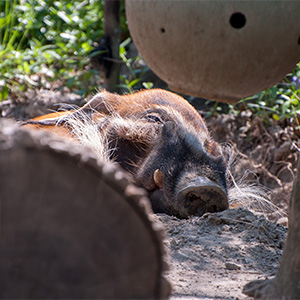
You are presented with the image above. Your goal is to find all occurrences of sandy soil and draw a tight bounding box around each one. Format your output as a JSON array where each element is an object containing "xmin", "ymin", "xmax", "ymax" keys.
[{"xmin": 156, "ymin": 208, "xmax": 286, "ymax": 299}]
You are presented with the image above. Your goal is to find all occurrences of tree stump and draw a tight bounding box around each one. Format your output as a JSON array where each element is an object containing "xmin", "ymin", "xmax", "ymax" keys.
[
  {"xmin": 0, "ymin": 119, "xmax": 170, "ymax": 299},
  {"xmin": 243, "ymin": 157, "xmax": 300, "ymax": 299}
]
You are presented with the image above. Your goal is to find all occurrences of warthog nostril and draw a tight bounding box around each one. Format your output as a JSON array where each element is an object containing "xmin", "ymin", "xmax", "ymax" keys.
[
  {"xmin": 187, "ymin": 192, "xmax": 206, "ymax": 206},
  {"xmin": 187, "ymin": 193, "xmax": 196, "ymax": 202},
  {"xmin": 176, "ymin": 176, "xmax": 228, "ymax": 218},
  {"xmin": 211, "ymin": 205, "xmax": 218, "ymax": 213}
]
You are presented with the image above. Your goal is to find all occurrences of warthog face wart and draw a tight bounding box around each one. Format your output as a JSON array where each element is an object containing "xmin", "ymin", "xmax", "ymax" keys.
[{"xmin": 24, "ymin": 89, "xmax": 229, "ymax": 218}]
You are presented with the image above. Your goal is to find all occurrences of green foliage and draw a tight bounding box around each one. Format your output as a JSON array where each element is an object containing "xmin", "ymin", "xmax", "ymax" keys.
[
  {"xmin": 0, "ymin": 0, "xmax": 148, "ymax": 100},
  {"xmin": 237, "ymin": 63, "xmax": 300, "ymax": 122},
  {"xmin": 204, "ymin": 63, "xmax": 300, "ymax": 123},
  {"xmin": 118, "ymin": 37, "xmax": 152, "ymax": 93},
  {"xmin": 0, "ymin": 0, "xmax": 104, "ymax": 100}
]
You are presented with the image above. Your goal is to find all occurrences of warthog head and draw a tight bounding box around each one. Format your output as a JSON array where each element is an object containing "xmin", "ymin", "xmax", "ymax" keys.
[
  {"xmin": 134, "ymin": 121, "xmax": 227, "ymax": 218},
  {"xmin": 25, "ymin": 89, "xmax": 229, "ymax": 218}
]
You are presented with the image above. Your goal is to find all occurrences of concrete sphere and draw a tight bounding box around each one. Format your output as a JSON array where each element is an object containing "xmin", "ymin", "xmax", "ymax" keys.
[{"xmin": 126, "ymin": 0, "xmax": 300, "ymax": 103}]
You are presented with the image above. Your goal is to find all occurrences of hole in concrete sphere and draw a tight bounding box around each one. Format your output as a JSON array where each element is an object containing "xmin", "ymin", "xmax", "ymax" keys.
[
  {"xmin": 230, "ymin": 12, "xmax": 246, "ymax": 29},
  {"xmin": 160, "ymin": 27, "xmax": 165, "ymax": 33}
]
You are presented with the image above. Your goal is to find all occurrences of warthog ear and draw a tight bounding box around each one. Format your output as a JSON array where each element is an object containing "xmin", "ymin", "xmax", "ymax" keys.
[
  {"xmin": 79, "ymin": 91, "xmax": 117, "ymax": 115},
  {"xmin": 24, "ymin": 111, "xmax": 71, "ymax": 126}
]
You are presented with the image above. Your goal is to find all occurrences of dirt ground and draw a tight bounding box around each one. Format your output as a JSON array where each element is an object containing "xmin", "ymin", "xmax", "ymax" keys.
[
  {"xmin": 207, "ymin": 111, "xmax": 299, "ymax": 224},
  {"xmin": 157, "ymin": 208, "xmax": 287, "ymax": 299},
  {"xmin": 1, "ymin": 89, "xmax": 299, "ymax": 299}
]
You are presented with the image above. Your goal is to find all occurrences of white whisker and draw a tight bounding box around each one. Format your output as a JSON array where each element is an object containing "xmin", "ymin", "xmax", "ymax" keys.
[{"xmin": 222, "ymin": 144, "xmax": 286, "ymax": 218}]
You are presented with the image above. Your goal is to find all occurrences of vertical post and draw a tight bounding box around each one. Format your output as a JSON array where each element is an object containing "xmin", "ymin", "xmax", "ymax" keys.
[
  {"xmin": 103, "ymin": 0, "xmax": 120, "ymax": 92},
  {"xmin": 270, "ymin": 157, "xmax": 300, "ymax": 298}
]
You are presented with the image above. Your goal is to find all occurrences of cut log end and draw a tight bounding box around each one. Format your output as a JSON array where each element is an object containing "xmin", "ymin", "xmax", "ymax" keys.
[{"xmin": 0, "ymin": 119, "xmax": 171, "ymax": 299}]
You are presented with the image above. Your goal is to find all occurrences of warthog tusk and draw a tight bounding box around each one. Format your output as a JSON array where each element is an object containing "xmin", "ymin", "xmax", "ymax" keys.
[{"xmin": 154, "ymin": 169, "xmax": 164, "ymax": 189}]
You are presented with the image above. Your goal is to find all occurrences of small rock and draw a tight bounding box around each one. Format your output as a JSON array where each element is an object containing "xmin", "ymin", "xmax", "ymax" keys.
[
  {"xmin": 222, "ymin": 224, "xmax": 231, "ymax": 231},
  {"xmin": 170, "ymin": 238, "xmax": 179, "ymax": 249},
  {"xmin": 225, "ymin": 262, "xmax": 241, "ymax": 270},
  {"xmin": 277, "ymin": 217, "xmax": 288, "ymax": 227},
  {"xmin": 207, "ymin": 214, "xmax": 222, "ymax": 225}
]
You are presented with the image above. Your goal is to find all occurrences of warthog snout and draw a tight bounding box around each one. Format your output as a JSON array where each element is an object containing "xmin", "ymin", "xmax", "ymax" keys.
[{"xmin": 176, "ymin": 176, "xmax": 228, "ymax": 218}]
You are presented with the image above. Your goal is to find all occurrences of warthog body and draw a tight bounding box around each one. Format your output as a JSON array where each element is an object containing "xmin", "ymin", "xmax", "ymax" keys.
[{"xmin": 24, "ymin": 89, "xmax": 228, "ymax": 218}]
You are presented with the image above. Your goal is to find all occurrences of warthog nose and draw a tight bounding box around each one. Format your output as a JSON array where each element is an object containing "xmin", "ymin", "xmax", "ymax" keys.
[{"xmin": 176, "ymin": 177, "xmax": 228, "ymax": 217}]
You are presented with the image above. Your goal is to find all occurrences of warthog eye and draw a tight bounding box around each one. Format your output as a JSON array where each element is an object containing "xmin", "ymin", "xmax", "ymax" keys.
[{"xmin": 146, "ymin": 114, "xmax": 163, "ymax": 124}]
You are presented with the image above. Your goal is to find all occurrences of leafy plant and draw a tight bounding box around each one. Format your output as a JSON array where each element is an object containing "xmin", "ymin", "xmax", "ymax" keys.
[
  {"xmin": 0, "ymin": 0, "xmax": 104, "ymax": 100},
  {"xmin": 118, "ymin": 37, "xmax": 153, "ymax": 93},
  {"xmin": 238, "ymin": 63, "xmax": 300, "ymax": 122}
]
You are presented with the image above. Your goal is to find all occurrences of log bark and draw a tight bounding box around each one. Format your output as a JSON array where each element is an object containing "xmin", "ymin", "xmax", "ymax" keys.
[
  {"xmin": 0, "ymin": 119, "xmax": 170, "ymax": 299},
  {"xmin": 243, "ymin": 157, "xmax": 300, "ymax": 299}
]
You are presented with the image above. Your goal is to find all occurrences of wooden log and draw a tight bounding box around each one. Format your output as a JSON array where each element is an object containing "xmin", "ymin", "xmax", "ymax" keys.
[{"xmin": 0, "ymin": 119, "xmax": 170, "ymax": 299}]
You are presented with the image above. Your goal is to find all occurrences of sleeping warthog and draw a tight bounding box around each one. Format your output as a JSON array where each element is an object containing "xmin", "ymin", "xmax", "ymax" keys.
[{"xmin": 24, "ymin": 89, "xmax": 228, "ymax": 218}]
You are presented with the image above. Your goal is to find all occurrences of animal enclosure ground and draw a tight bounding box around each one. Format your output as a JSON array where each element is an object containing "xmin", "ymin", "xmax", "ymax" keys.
[
  {"xmin": 207, "ymin": 111, "xmax": 299, "ymax": 224},
  {"xmin": 156, "ymin": 208, "xmax": 286, "ymax": 299},
  {"xmin": 1, "ymin": 89, "xmax": 299, "ymax": 299}
]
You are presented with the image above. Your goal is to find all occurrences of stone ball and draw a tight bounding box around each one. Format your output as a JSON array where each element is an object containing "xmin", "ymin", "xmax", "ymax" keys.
[{"xmin": 126, "ymin": 0, "xmax": 300, "ymax": 103}]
